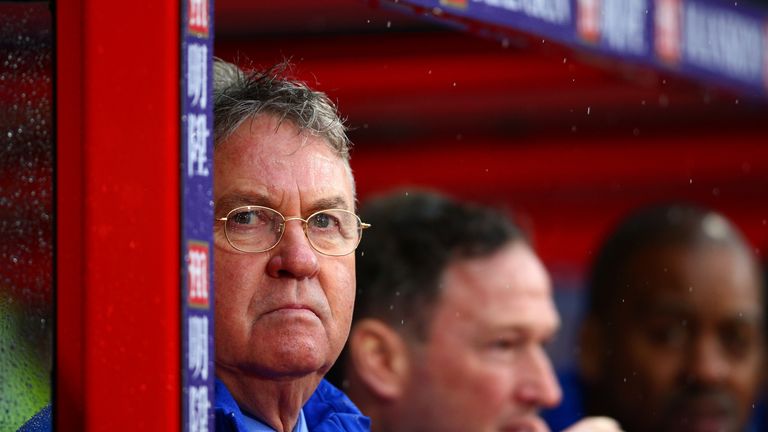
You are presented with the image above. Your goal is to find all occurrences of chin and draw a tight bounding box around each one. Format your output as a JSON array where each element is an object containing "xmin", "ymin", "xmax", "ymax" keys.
[{"xmin": 260, "ymin": 338, "xmax": 331, "ymax": 378}]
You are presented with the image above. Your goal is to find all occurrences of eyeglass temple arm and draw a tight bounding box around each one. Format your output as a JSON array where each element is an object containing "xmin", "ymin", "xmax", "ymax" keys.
[{"xmin": 361, "ymin": 223, "xmax": 371, "ymax": 229}]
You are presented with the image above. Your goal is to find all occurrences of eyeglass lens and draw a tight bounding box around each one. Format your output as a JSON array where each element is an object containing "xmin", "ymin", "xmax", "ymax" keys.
[{"xmin": 224, "ymin": 207, "xmax": 361, "ymax": 255}]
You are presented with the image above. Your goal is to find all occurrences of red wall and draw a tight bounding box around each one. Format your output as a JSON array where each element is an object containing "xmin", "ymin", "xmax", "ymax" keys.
[{"xmin": 215, "ymin": 11, "xmax": 768, "ymax": 276}]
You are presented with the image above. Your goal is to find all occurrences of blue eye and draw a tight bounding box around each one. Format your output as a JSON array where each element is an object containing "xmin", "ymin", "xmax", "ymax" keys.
[
  {"xmin": 232, "ymin": 210, "xmax": 261, "ymax": 225},
  {"xmin": 228, "ymin": 208, "xmax": 278, "ymax": 229},
  {"xmin": 231, "ymin": 211, "xmax": 253, "ymax": 225},
  {"xmin": 310, "ymin": 212, "xmax": 340, "ymax": 230}
]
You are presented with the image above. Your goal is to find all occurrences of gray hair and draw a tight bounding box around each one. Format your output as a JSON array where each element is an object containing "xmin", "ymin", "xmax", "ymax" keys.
[{"xmin": 213, "ymin": 59, "xmax": 351, "ymax": 161}]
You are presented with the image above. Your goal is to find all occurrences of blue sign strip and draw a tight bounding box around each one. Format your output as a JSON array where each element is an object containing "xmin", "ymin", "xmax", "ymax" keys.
[
  {"xmin": 181, "ymin": 0, "xmax": 214, "ymax": 430},
  {"xmin": 388, "ymin": 0, "xmax": 768, "ymax": 98}
]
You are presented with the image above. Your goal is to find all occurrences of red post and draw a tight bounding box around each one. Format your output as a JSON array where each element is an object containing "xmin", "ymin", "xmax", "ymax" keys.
[{"xmin": 57, "ymin": 0, "xmax": 181, "ymax": 429}]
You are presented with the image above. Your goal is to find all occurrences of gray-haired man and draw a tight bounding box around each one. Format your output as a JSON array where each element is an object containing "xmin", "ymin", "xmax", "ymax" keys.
[{"xmin": 212, "ymin": 60, "xmax": 369, "ymax": 432}]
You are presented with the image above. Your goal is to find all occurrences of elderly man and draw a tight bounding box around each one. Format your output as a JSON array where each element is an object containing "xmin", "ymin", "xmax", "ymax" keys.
[
  {"xmin": 331, "ymin": 190, "xmax": 621, "ymax": 432},
  {"xmin": 578, "ymin": 204, "xmax": 766, "ymax": 432},
  {"xmin": 212, "ymin": 60, "xmax": 370, "ymax": 431}
]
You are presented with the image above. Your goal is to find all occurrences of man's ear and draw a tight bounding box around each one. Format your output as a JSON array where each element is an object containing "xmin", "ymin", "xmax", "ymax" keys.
[
  {"xmin": 578, "ymin": 316, "xmax": 603, "ymax": 384},
  {"xmin": 348, "ymin": 318, "xmax": 410, "ymax": 401}
]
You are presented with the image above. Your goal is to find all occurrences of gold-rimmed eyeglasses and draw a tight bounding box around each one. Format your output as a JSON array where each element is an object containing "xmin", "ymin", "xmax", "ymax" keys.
[{"xmin": 216, "ymin": 205, "xmax": 371, "ymax": 256}]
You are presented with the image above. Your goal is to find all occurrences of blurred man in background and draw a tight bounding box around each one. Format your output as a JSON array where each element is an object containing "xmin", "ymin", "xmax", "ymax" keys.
[
  {"xmin": 331, "ymin": 190, "xmax": 622, "ymax": 432},
  {"xmin": 579, "ymin": 204, "xmax": 766, "ymax": 432}
]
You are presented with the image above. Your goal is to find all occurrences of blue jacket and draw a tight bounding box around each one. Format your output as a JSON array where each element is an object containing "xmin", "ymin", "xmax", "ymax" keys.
[
  {"xmin": 20, "ymin": 379, "xmax": 369, "ymax": 432},
  {"xmin": 215, "ymin": 378, "xmax": 370, "ymax": 432}
]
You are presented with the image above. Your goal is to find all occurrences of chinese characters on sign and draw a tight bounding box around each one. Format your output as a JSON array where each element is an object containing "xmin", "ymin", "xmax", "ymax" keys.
[
  {"xmin": 189, "ymin": 385, "xmax": 211, "ymax": 432},
  {"xmin": 188, "ymin": 112, "xmax": 210, "ymax": 178},
  {"xmin": 189, "ymin": 315, "xmax": 209, "ymax": 380},
  {"xmin": 188, "ymin": 315, "xmax": 210, "ymax": 432},
  {"xmin": 189, "ymin": 0, "xmax": 209, "ymax": 37},
  {"xmin": 182, "ymin": 0, "xmax": 213, "ymax": 431},
  {"xmin": 188, "ymin": 242, "xmax": 210, "ymax": 308},
  {"xmin": 188, "ymin": 43, "xmax": 208, "ymax": 109}
]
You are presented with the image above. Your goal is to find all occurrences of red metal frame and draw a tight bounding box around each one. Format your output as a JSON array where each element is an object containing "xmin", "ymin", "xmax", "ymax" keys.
[{"xmin": 57, "ymin": 0, "xmax": 181, "ymax": 428}]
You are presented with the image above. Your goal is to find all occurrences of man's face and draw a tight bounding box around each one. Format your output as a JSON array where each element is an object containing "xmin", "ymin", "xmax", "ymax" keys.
[
  {"xmin": 603, "ymin": 244, "xmax": 765, "ymax": 432},
  {"xmin": 397, "ymin": 241, "xmax": 562, "ymax": 432},
  {"xmin": 213, "ymin": 115, "xmax": 356, "ymax": 381}
]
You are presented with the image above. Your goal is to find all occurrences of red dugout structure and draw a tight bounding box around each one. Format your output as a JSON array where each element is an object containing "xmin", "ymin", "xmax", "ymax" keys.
[{"xmin": 1, "ymin": 0, "xmax": 766, "ymax": 429}]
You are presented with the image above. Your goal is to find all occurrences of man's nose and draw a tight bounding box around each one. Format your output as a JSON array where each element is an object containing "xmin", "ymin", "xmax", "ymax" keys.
[
  {"xmin": 687, "ymin": 334, "xmax": 729, "ymax": 386},
  {"xmin": 514, "ymin": 346, "xmax": 563, "ymax": 409},
  {"xmin": 266, "ymin": 221, "xmax": 319, "ymax": 279}
]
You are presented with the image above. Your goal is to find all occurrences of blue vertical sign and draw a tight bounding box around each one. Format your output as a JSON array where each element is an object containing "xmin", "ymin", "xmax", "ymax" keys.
[{"xmin": 181, "ymin": 0, "xmax": 214, "ymax": 430}]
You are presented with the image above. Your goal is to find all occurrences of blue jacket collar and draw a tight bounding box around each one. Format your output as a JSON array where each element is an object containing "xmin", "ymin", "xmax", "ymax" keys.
[{"xmin": 215, "ymin": 378, "xmax": 369, "ymax": 432}]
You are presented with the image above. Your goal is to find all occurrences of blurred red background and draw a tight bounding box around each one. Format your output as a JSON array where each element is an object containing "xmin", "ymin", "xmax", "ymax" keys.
[{"xmin": 215, "ymin": 0, "xmax": 768, "ymax": 277}]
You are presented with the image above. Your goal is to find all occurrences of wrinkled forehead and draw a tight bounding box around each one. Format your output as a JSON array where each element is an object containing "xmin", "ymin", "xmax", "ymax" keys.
[
  {"xmin": 214, "ymin": 116, "xmax": 356, "ymax": 201},
  {"xmin": 216, "ymin": 116, "xmax": 343, "ymax": 159}
]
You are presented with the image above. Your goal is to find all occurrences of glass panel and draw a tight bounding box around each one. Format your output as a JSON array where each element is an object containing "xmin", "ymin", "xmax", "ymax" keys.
[{"xmin": 0, "ymin": 2, "xmax": 53, "ymax": 429}]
